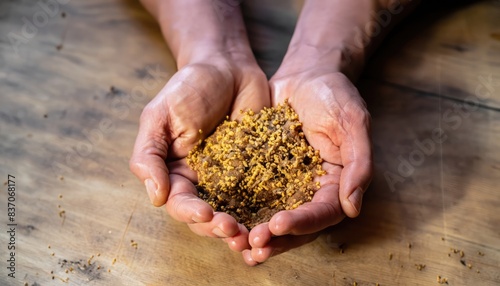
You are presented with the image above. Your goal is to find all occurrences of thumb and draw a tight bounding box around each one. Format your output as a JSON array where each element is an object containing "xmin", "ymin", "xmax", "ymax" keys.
[
  {"xmin": 338, "ymin": 116, "xmax": 373, "ymax": 218},
  {"xmin": 129, "ymin": 105, "xmax": 171, "ymax": 207}
]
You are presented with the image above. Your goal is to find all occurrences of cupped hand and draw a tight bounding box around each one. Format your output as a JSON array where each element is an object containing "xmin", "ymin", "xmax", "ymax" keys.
[
  {"xmin": 239, "ymin": 70, "xmax": 373, "ymax": 265},
  {"xmin": 129, "ymin": 56, "xmax": 270, "ymax": 246}
]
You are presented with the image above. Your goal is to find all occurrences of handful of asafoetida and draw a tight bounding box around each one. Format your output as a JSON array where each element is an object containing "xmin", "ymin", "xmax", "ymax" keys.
[{"xmin": 187, "ymin": 101, "xmax": 326, "ymax": 229}]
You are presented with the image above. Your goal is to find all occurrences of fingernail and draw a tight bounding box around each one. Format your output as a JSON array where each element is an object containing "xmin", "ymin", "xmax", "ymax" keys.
[
  {"xmin": 145, "ymin": 179, "xmax": 158, "ymax": 204},
  {"xmin": 212, "ymin": 227, "xmax": 228, "ymax": 238},
  {"xmin": 348, "ymin": 187, "xmax": 363, "ymax": 214}
]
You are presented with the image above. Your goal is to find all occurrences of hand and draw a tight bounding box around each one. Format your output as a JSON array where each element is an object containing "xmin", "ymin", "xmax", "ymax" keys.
[
  {"xmin": 239, "ymin": 69, "xmax": 373, "ymax": 265},
  {"xmin": 129, "ymin": 56, "xmax": 270, "ymax": 247}
]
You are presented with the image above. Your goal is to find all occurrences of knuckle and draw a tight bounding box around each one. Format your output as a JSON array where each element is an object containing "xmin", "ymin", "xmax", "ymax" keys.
[
  {"xmin": 139, "ymin": 104, "xmax": 156, "ymax": 124},
  {"xmin": 358, "ymin": 108, "xmax": 371, "ymax": 127},
  {"xmin": 345, "ymin": 102, "xmax": 371, "ymax": 128},
  {"xmin": 128, "ymin": 156, "xmax": 142, "ymax": 177}
]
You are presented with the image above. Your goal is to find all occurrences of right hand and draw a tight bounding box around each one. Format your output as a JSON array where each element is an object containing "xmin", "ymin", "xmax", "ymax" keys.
[
  {"xmin": 129, "ymin": 55, "xmax": 270, "ymax": 248},
  {"xmin": 243, "ymin": 70, "xmax": 373, "ymax": 265}
]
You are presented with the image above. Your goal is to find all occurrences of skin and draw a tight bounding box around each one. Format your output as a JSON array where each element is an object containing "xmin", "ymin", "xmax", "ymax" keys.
[{"xmin": 131, "ymin": 0, "xmax": 420, "ymax": 266}]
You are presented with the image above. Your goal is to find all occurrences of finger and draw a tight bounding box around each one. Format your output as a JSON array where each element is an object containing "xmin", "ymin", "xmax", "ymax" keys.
[
  {"xmin": 269, "ymin": 181, "xmax": 344, "ymax": 236},
  {"xmin": 242, "ymin": 249, "xmax": 259, "ymax": 266},
  {"xmin": 250, "ymin": 246, "xmax": 273, "ymax": 264},
  {"xmin": 250, "ymin": 232, "xmax": 320, "ymax": 263},
  {"xmin": 187, "ymin": 212, "xmax": 240, "ymax": 238},
  {"xmin": 165, "ymin": 174, "xmax": 213, "ymax": 223},
  {"xmin": 167, "ymin": 158, "xmax": 198, "ymax": 183},
  {"xmin": 338, "ymin": 109, "xmax": 373, "ymax": 218},
  {"xmin": 230, "ymin": 69, "xmax": 270, "ymax": 120},
  {"xmin": 248, "ymin": 223, "xmax": 272, "ymax": 248},
  {"xmin": 129, "ymin": 102, "xmax": 171, "ymax": 207},
  {"xmin": 223, "ymin": 224, "xmax": 251, "ymax": 252}
]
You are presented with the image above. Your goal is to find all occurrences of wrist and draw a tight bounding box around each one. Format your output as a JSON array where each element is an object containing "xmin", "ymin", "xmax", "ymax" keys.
[
  {"xmin": 154, "ymin": 0, "xmax": 255, "ymax": 69},
  {"xmin": 275, "ymin": 0, "xmax": 420, "ymax": 82},
  {"xmin": 276, "ymin": 43, "xmax": 363, "ymax": 82},
  {"xmin": 176, "ymin": 40, "xmax": 257, "ymax": 71}
]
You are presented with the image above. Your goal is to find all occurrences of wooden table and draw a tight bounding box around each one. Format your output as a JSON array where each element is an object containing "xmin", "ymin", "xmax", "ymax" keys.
[{"xmin": 1, "ymin": 0, "xmax": 499, "ymax": 285}]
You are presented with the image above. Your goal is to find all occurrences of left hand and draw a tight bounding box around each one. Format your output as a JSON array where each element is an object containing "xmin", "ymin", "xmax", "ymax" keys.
[
  {"xmin": 236, "ymin": 70, "xmax": 373, "ymax": 265},
  {"xmin": 129, "ymin": 57, "xmax": 270, "ymax": 250}
]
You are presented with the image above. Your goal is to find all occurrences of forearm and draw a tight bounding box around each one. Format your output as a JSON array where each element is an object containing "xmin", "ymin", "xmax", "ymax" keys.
[
  {"xmin": 140, "ymin": 0, "xmax": 254, "ymax": 68},
  {"xmin": 277, "ymin": 0, "xmax": 420, "ymax": 81}
]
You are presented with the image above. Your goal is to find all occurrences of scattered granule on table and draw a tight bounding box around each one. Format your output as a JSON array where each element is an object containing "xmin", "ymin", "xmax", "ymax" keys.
[
  {"xmin": 87, "ymin": 255, "xmax": 95, "ymax": 265},
  {"xmin": 437, "ymin": 275, "xmax": 448, "ymax": 284},
  {"xmin": 130, "ymin": 240, "xmax": 138, "ymax": 249},
  {"xmin": 187, "ymin": 101, "xmax": 326, "ymax": 229},
  {"xmin": 414, "ymin": 264, "xmax": 426, "ymax": 271}
]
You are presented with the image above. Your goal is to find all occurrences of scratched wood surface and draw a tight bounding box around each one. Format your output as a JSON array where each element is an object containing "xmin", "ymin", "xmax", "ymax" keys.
[
  {"xmin": 365, "ymin": 0, "xmax": 500, "ymax": 109},
  {"xmin": 0, "ymin": 0, "xmax": 499, "ymax": 285}
]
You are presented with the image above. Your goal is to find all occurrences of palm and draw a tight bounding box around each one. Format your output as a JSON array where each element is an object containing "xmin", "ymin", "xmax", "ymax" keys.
[
  {"xmin": 241, "ymin": 72, "xmax": 373, "ymax": 265},
  {"xmin": 271, "ymin": 71, "xmax": 372, "ymax": 217},
  {"xmin": 151, "ymin": 64, "xmax": 236, "ymax": 160},
  {"xmin": 130, "ymin": 61, "xmax": 270, "ymax": 242}
]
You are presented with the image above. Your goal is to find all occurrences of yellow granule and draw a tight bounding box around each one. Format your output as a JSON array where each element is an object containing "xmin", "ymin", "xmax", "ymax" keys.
[{"xmin": 187, "ymin": 101, "xmax": 325, "ymax": 228}]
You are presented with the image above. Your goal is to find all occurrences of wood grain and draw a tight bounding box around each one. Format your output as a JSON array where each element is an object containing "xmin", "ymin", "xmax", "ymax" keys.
[
  {"xmin": 0, "ymin": 0, "xmax": 499, "ymax": 285},
  {"xmin": 365, "ymin": 0, "xmax": 500, "ymax": 109}
]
